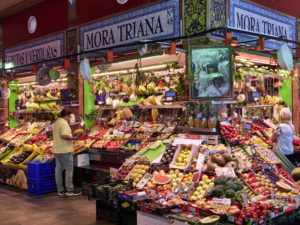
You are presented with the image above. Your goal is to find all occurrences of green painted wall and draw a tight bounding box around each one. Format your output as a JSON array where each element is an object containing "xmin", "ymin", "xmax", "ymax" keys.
[
  {"xmin": 8, "ymin": 81, "xmax": 19, "ymax": 128},
  {"xmin": 279, "ymin": 77, "xmax": 292, "ymax": 108},
  {"xmin": 84, "ymin": 80, "xmax": 95, "ymax": 130}
]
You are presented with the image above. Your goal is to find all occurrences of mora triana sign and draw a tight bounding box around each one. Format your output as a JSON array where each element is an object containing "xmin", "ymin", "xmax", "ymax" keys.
[
  {"xmin": 230, "ymin": 0, "xmax": 295, "ymax": 50},
  {"xmin": 4, "ymin": 33, "xmax": 64, "ymax": 69},
  {"xmin": 80, "ymin": 0, "xmax": 180, "ymax": 53}
]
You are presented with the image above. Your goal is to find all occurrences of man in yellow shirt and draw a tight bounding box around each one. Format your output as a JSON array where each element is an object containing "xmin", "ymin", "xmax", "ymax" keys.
[{"xmin": 52, "ymin": 109, "xmax": 80, "ymax": 196}]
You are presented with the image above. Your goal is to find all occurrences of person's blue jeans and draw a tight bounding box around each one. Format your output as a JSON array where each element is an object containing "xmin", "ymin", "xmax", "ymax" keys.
[{"xmin": 54, "ymin": 153, "xmax": 74, "ymax": 193}]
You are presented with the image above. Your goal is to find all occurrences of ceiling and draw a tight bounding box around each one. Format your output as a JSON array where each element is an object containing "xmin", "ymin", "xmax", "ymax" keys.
[{"xmin": 0, "ymin": 0, "xmax": 45, "ymax": 20}]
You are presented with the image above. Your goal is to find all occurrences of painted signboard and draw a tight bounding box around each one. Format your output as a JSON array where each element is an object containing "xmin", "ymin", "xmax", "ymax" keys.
[
  {"xmin": 230, "ymin": 0, "xmax": 296, "ymax": 50},
  {"xmin": 4, "ymin": 33, "xmax": 64, "ymax": 72},
  {"xmin": 80, "ymin": 0, "xmax": 180, "ymax": 57}
]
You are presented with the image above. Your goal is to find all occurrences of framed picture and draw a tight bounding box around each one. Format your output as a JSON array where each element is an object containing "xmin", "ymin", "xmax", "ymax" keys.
[{"xmin": 190, "ymin": 47, "xmax": 233, "ymax": 100}]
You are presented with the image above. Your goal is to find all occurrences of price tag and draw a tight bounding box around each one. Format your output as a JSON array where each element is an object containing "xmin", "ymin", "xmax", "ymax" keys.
[
  {"xmin": 211, "ymin": 198, "xmax": 231, "ymax": 210},
  {"xmin": 110, "ymin": 167, "xmax": 119, "ymax": 179},
  {"xmin": 137, "ymin": 191, "xmax": 146, "ymax": 197},
  {"xmin": 242, "ymin": 123, "xmax": 251, "ymax": 133},
  {"xmin": 136, "ymin": 173, "xmax": 152, "ymax": 189}
]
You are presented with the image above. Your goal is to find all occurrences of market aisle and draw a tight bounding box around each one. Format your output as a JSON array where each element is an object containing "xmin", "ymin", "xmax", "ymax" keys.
[{"xmin": 0, "ymin": 185, "xmax": 114, "ymax": 225}]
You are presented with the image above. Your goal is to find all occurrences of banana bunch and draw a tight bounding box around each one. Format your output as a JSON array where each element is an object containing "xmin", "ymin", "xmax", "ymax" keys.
[
  {"xmin": 49, "ymin": 102, "xmax": 59, "ymax": 110},
  {"xmin": 151, "ymin": 108, "xmax": 159, "ymax": 122},
  {"xmin": 47, "ymin": 92, "xmax": 55, "ymax": 99},
  {"xmin": 40, "ymin": 103, "xmax": 50, "ymax": 110},
  {"xmin": 148, "ymin": 96, "xmax": 158, "ymax": 105},
  {"xmin": 264, "ymin": 95, "xmax": 282, "ymax": 105},
  {"xmin": 116, "ymin": 109, "xmax": 124, "ymax": 120},
  {"xmin": 258, "ymin": 96, "xmax": 264, "ymax": 104},
  {"xmin": 57, "ymin": 92, "xmax": 61, "ymax": 98}
]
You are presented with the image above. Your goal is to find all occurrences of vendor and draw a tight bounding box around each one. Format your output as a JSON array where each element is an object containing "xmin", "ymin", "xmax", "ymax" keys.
[{"xmin": 271, "ymin": 108, "xmax": 296, "ymax": 166}]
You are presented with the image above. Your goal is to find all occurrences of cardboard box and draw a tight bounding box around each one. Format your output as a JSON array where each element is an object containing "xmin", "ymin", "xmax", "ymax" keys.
[{"xmin": 74, "ymin": 153, "xmax": 90, "ymax": 167}]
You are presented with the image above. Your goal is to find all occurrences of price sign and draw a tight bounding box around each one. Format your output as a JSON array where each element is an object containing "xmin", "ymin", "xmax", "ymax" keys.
[
  {"xmin": 242, "ymin": 123, "xmax": 251, "ymax": 133},
  {"xmin": 211, "ymin": 198, "xmax": 231, "ymax": 210}
]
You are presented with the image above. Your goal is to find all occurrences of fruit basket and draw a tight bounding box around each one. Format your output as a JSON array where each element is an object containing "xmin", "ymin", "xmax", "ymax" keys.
[
  {"xmin": 0, "ymin": 146, "xmax": 15, "ymax": 161},
  {"xmin": 170, "ymin": 144, "xmax": 196, "ymax": 170},
  {"xmin": 10, "ymin": 134, "xmax": 32, "ymax": 146},
  {"xmin": 122, "ymin": 140, "xmax": 142, "ymax": 151},
  {"xmin": 90, "ymin": 139, "xmax": 110, "ymax": 149},
  {"xmin": 104, "ymin": 139, "xmax": 126, "ymax": 151},
  {"xmin": 124, "ymin": 163, "xmax": 151, "ymax": 187},
  {"xmin": 254, "ymin": 146, "xmax": 280, "ymax": 165},
  {"xmin": 1, "ymin": 146, "xmax": 34, "ymax": 169}
]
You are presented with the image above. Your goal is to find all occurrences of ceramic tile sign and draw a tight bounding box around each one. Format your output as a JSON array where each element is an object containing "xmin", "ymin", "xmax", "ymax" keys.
[
  {"xmin": 4, "ymin": 33, "xmax": 64, "ymax": 73},
  {"xmin": 229, "ymin": 0, "xmax": 296, "ymax": 50},
  {"xmin": 184, "ymin": 0, "xmax": 206, "ymax": 36},
  {"xmin": 80, "ymin": 0, "xmax": 180, "ymax": 58},
  {"xmin": 208, "ymin": 0, "xmax": 227, "ymax": 38}
]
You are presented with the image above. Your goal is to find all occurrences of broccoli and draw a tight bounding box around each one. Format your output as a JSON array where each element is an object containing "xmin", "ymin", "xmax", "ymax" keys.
[
  {"xmin": 226, "ymin": 182, "xmax": 237, "ymax": 191},
  {"xmin": 225, "ymin": 189, "xmax": 236, "ymax": 198},
  {"xmin": 234, "ymin": 181, "xmax": 244, "ymax": 191},
  {"xmin": 214, "ymin": 175, "xmax": 227, "ymax": 186},
  {"xmin": 233, "ymin": 191, "xmax": 245, "ymax": 204},
  {"xmin": 213, "ymin": 185, "xmax": 225, "ymax": 197}
]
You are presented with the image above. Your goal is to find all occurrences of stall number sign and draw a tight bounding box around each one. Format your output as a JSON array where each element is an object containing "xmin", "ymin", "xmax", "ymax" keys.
[{"xmin": 211, "ymin": 198, "xmax": 231, "ymax": 210}]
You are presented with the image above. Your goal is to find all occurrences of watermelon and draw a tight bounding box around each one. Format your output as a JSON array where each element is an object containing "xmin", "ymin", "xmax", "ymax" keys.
[{"xmin": 153, "ymin": 174, "xmax": 171, "ymax": 184}]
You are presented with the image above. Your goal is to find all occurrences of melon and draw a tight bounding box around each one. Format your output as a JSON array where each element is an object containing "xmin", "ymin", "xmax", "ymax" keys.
[
  {"xmin": 225, "ymin": 161, "xmax": 238, "ymax": 170},
  {"xmin": 276, "ymin": 182, "xmax": 292, "ymax": 192},
  {"xmin": 153, "ymin": 174, "xmax": 171, "ymax": 184},
  {"xmin": 200, "ymin": 215, "xmax": 220, "ymax": 225},
  {"xmin": 74, "ymin": 129, "xmax": 85, "ymax": 136},
  {"xmin": 211, "ymin": 154, "xmax": 226, "ymax": 167},
  {"xmin": 206, "ymin": 162, "xmax": 218, "ymax": 172},
  {"xmin": 222, "ymin": 153, "xmax": 231, "ymax": 162},
  {"xmin": 291, "ymin": 167, "xmax": 300, "ymax": 181}
]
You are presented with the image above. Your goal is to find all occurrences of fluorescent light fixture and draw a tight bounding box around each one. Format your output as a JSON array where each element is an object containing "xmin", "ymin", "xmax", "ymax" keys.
[
  {"xmin": 18, "ymin": 78, "xmax": 68, "ymax": 86},
  {"xmin": 5, "ymin": 62, "xmax": 14, "ymax": 69},
  {"xmin": 93, "ymin": 64, "xmax": 169, "ymax": 77}
]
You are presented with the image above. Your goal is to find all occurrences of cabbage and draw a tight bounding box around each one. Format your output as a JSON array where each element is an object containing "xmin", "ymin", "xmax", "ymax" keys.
[
  {"xmin": 237, "ymin": 94, "xmax": 245, "ymax": 103},
  {"xmin": 106, "ymin": 97, "xmax": 113, "ymax": 105},
  {"xmin": 122, "ymin": 96, "xmax": 130, "ymax": 103},
  {"xmin": 130, "ymin": 94, "xmax": 137, "ymax": 102},
  {"xmin": 112, "ymin": 99, "xmax": 121, "ymax": 109}
]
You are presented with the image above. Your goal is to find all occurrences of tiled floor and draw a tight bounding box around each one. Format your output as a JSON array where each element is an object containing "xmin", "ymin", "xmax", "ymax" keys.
[{"xmin": 0, "ymin": 185, "xmax": 114, "ymax": 225}]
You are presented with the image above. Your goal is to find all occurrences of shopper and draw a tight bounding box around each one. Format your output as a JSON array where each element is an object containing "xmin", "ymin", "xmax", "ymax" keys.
[
  {"xmin": 272, "ymin": 108, "xmax": 296, "ymax": 171},
  {"xmin": 52, "ymin": 109, "xmax": 81, "ymax": 197}
]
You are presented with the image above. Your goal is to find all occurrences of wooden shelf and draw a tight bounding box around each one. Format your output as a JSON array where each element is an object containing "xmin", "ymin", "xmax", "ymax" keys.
[
  {"xmin": 16, "ymin": 110, "xmax": 56, "ymax": 114},
  {"xmin": 176, "ymin": 126, "xmax": 217, "ymax": 133},
  {"xmin": 35, "ymin": 98, "xmax": 61, "ymax": 102},
  {"xmin": 98, "ymin": 105, "xmax": 182, "ymax": 110}
]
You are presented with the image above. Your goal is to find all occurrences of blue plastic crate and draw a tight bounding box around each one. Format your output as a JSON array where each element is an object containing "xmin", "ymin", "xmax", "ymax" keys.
[
  {"xmin": 27, "ymin": 176, "xmax": 57, "ymax": 196},
  {"xmin": 27, "ymin": 161, "xmax": 55, "ymax": 180}
]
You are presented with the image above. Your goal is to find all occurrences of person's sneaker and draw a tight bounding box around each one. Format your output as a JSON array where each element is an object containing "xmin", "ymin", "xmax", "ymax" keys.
[
  {"xmin": 65, "ymin": 191, "xmax": 81, "ymax": 197},
  {"xmin": 58, "ymin": 191, "xmax": 64, "ymax": 196}
]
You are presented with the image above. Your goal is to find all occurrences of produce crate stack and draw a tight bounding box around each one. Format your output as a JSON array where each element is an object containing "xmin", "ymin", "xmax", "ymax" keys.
[{"xmin": 27, "ymin": 161, "xmax": 57, "ymax": 196}]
